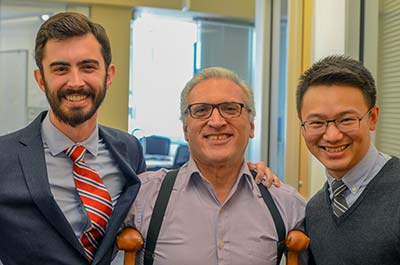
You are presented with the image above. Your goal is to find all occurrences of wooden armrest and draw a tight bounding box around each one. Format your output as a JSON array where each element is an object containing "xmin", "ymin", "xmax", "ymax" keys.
[
  {"xmin": 117, "ymin": 227, "xmax": 144, "ymax": 265},
  {"xmin": 115, "ymin": 228, "xmax": 308, "ymax": 265},
  {"xmin": 285, "ymin": 230, "xmax": 310, "ymax": 265}
]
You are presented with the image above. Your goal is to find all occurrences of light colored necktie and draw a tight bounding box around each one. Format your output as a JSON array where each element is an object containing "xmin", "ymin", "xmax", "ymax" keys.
[
  {"xmin": 332, "ymin": 179, "xmax": 349, "ymax": 217},
  {"xmin": 64, "ymin": 145, "xmax": 113, "ymax": 262}
]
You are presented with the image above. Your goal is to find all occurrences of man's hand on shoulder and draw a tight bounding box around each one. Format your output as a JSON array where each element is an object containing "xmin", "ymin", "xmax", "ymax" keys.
[{"xmin": 247, "ymin": 161, "xmax": 281, "ymax": 188}]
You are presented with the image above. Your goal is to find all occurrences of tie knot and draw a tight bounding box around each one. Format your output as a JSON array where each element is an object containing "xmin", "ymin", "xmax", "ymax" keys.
[
  {"xmin": 332, "ymin": 179, "xmax": 347, "ymax": 196},
  {"xmin": 64, "ymin": 145, "xmax": 86, "ymax": 163}
]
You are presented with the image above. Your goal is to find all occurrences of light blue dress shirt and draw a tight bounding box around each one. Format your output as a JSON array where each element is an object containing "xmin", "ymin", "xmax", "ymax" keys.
[
  {"xmin": 41, "ymin": 113, "xmax": 126, "ymax": 237},
  {"xmin": 327, "ymin": 144, "xmax": 391, "ymax": 207}
]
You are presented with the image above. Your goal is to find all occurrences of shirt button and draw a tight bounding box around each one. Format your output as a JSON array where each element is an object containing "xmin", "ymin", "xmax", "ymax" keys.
[
  {"xmin": 352, "ymin": 187, "xmax": 357, "ymax": 192},
  {"xmin": 218, "ymin": 241, "xmax": 224, "ymax": 249}
]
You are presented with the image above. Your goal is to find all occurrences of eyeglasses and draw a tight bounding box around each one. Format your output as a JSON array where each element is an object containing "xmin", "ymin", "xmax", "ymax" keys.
[
  {"xmin": 301, "ymin": 108, "xmax": 373, "ymax": 135},
  {"xmin": 187, "ymin": 102, "xmax": 249, "ymax": 119}
]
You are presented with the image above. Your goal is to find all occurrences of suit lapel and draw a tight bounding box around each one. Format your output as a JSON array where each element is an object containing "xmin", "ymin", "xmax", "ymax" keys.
[
  {"xmin": 92, "ymin": 127, "xmax": 141, "ymax": 264},
  {"xmin": 18, "ymin": 112, "xmax": 86, "ymax": 258},
  {"xmin": 18, "ymin": 116, "xmax": 141, "ymax": 264}
]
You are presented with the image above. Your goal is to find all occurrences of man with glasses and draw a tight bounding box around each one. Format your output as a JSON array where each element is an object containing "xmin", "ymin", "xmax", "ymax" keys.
[
  {"xmin": 297, "ymin": 55, "xmax": 400, "ymax": 264},
  {"xmin": 124, "ymin": 67, "xmax": 306, "ymax": 265}
]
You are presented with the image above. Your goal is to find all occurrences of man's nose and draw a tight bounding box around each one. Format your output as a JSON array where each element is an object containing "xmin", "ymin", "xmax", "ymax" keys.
[
  {"xmin": 207, "ymin": 108, "xmax": 226, "ymax": 127},
  {"xmin": 323, "ymin": 121, "xmax": 344, "ymax": 141},
  {"xmin": 67, "ymin": 69, "xmax": 85, "ymax": 88}
]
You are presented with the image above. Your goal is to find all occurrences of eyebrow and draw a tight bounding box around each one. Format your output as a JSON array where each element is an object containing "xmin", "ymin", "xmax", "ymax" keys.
[
  {"xmin": 304, "ymin": 110, "xmax": 360, "ymax": 120},
  {"xmin": 78, "ymin": 59, "xmax": 100, "ymax": 66},
  {"xmin": 49, "ymin": 61, "xmax": 70, "ymax": 67},
  {"xmin": 48, "ymin": 59, "xmax": 100, "ymax": 68}
]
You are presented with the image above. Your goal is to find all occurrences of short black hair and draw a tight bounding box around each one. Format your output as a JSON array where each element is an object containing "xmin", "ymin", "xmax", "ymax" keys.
[{"xmin": 296, "ymin": 55, "xmax": 376, "ymax": 114}]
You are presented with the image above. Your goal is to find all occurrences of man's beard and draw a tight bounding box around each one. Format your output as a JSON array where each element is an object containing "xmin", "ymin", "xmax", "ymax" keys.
[{"xmin": 44, "ymin": 77, "xmax": 107, "ymax": 127}]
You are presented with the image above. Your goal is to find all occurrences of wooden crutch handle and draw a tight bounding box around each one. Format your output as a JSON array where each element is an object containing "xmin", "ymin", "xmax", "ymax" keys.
[
  {"xmin": 285, "ymin": 230, "xmax": 310, "ymax": 265},
  {"xmin": 117, "ymin": 227, "xmax": 144, "ymax": 265}
]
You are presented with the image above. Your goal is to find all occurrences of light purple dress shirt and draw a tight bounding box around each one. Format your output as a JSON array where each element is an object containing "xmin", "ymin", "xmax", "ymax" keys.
[{"xmin": 125, "ymin": 159, "xmax": 306, "ymax": 265}]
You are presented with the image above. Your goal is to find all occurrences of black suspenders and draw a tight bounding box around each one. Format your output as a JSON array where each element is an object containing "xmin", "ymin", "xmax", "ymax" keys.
[
  {"xmin": 143, "ymin": 169, "xmax": 179, "ymax": 265},
  {"xmin": 255, "ymin": 172, "xmax": 286, "ymax": 265},
  {"xmin": 143, "ymin": 169, "xmax": 286, "ymax": 265}
]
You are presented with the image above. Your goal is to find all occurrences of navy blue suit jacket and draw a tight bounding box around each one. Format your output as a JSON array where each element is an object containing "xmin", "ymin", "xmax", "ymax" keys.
[{"xmin": 0, "ymin": 111, "xmax": 145, "ymax": 265}]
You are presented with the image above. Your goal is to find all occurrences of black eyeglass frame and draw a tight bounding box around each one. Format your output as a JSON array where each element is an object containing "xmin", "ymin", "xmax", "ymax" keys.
[
  {"xmin": 186, "ymin": 101, "xmax": 249, "ymax": 119},
  {"xmin": 301, "ymin": 107, "xmax": 374, "ymax": 134}
]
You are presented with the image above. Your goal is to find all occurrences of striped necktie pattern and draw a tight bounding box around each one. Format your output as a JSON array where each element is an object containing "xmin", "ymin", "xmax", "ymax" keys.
[
  {"xmin": 332, "ymin": 179, "xmax": 349, "ymax": 217},
  {"xmin": 64, "ymin": 145, "xmax": 113, "ymax": 262}
]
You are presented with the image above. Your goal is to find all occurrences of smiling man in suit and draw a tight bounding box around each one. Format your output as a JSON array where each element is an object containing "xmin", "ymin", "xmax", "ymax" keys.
[{"xmin": 0, "ymin": 12, "xmax": 145, "ymax": 264}]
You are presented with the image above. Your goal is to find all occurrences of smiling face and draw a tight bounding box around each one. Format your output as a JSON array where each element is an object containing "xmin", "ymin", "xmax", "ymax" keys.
[
  {"xmin": 34, "ymin": 33, "xmax": 115, "ymax": 128},
  {"xmin": 183, "ymin": 78, "xmax": 255, "ymax": 169},
  {"xmin": 300, "ymin": 85, "xmax": 379, "ymax": 178}
]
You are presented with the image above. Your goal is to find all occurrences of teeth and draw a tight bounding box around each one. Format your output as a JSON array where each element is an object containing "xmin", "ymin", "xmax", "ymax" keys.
[
  {"xmin": 325, "ymin": 145, "xmax": 347, "ymax": 152},
  {"xmin": 208, "ymin": 135, "xmax": 229, "ymax": 140},
  {"xmin": 66, "ymin": 94, "xmax": 87, "ymax": 102}
]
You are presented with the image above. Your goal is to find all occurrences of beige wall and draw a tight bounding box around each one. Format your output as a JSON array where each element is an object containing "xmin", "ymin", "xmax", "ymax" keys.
[
  {"xmin": 90, "ymin": 5, "xmax": 131, "ymax": 130},
  {"xmin": 43, "ymin": 0, "xmax": 254, "ymax": 18},
  {"xmin": 190, "ymin": 0, "xmax": 254, "ymax": 20},
  {"xmin": 285, "ymin": 0, "xmax": 304, "ymax": 193},
  {"xmin": 41, "ymin": 0, "xmax": 182, "ymax": 9}
]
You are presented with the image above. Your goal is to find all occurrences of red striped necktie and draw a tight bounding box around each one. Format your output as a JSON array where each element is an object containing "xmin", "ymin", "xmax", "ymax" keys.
[{"xmin": 64, "ymin": 145, "xmax": 113, "ymax": 262}]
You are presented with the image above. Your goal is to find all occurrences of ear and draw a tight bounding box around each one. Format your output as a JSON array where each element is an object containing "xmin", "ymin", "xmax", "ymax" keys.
[
  {"xmin": 249, "ymin": 121, "xmax": 255, "ymax": 139},
  {"xmin": 34, "ymin": 69, "xmax": 46, "ymax": 92},
  {"xmin": 106, "ymin": 64, "xmax": 116, "ymax": 89},
  {"xmin": 183, "ymin": 123, "xmax": 189, "ymax": 142},
  {"xmin": 368, "ymin": 106, "xmax": 380, "ymax": 131},
  {"xmin": 298, "ymin": 113, "xmax": 306, "ymax": 136}
]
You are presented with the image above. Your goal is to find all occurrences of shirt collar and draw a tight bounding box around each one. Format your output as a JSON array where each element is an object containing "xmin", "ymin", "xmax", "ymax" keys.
[
  {"xmin": 41, "ymin": 112, "xmax": 99, "ymax": 157},
  {"xmin": 327, "ymin": 144, "xmax": 379, "ymax": 194},
  {"xmin": 182, "ymin": 158, "xmax": 255, "ymax": 191}
]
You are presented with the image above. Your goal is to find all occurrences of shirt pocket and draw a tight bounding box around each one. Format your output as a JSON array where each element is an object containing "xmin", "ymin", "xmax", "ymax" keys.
[{"xmin": 247, "ymin": 238, "xmax": 277, "ymax": 264}]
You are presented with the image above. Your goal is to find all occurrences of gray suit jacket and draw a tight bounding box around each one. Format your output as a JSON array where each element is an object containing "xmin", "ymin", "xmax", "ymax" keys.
[{"xmin": 0, "ymin": 111, "xmax": 145, "ymax": 265}]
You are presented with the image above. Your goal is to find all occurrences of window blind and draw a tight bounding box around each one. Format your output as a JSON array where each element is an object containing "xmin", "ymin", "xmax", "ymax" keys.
[{"xmin": 376, "ymin": 0, "xmax": 400, "ymax": 157}]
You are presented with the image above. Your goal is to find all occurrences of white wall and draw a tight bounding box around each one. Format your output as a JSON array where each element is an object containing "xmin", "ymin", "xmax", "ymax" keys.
[
  {"xmin": 0, "ymin": 18, "xmax": 49, "ymax": 123},
  {"xmin": 308, "ymin": 0, "xmax": 346, "ymax": 196},
  {"xmin": 313, "ymin": 0, "xmax": 346, "ymax": 59}
]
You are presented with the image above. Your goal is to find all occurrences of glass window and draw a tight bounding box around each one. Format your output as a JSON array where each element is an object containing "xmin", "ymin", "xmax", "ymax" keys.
[
  {"xmin": 271, "ymin": 1, "xmax": 289, "ymax": 178},
  {"xmin": 129, "ymin": 14, "xmax": 196, "ymax": 142},
  {"xmin": 195, "ymin": 20, "xmax": 254, "ymax": 86},
  {"xmin": 129, "ymin": 11, "xmax": 256, "ymax": 166}
]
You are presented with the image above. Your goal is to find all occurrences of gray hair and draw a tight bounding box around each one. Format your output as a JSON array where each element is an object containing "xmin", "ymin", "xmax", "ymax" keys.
[{"xmin": 180, "ymin": 67, "xmax": 255, "ymax": 122}]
